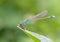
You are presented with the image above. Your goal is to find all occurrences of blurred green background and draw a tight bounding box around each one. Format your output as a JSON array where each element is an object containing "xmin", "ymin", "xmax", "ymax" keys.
[{"xmin": 0, "ymin": 0, "xmax": 60, "ymax": 42}]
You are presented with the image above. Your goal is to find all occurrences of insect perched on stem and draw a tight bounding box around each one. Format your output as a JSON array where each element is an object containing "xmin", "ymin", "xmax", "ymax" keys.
[{"xmin": 17, "ymin": 10, "xmax": 55, "ymax": 30}]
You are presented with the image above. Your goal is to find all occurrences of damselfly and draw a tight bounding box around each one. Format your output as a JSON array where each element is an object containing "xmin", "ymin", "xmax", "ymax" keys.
[{"xmin": 17, "ymin": 10, "xmax": 55, "ymax": 30}]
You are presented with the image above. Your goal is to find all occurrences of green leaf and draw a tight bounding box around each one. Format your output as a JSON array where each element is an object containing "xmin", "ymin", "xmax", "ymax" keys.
[
  {"xmin": 24, "ymin": 30, "xmax": 40, "ymax": 42},
  {"xmin": 17, "ymin": 27, "xmax": 52, "ymax": 42}
]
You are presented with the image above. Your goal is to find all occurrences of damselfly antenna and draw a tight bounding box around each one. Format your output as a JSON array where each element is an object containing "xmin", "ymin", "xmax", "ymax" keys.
[{"xmin": 17, "ymin": 10, "xmax": 55, "ymax": 29}]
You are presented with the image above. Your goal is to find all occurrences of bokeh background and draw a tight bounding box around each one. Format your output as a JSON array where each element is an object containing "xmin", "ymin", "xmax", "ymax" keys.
[{"xmin": 0, "ymin": 0, "xmax": 60, "ymax": 42}]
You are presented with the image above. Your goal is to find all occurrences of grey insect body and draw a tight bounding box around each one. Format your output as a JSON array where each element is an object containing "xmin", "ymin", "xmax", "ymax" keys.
[{"xmin": 17, "ymin": 10, "xmax": 55, "ymax": 29}]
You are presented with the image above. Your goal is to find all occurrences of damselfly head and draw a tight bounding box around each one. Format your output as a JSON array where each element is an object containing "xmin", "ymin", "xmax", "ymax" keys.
[{"xmin": 17, "ymin": 24, "xmax": 25, "ymax": 29}]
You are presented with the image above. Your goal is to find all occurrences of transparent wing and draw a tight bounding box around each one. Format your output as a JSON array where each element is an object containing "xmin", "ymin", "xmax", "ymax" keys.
[
  {"xmin": 28, "ymin": 10, "xmax": 48, "ymax": 20},
  {"xmin": 24, "ymin": 10, "xmax": 48, "ymax": 24},
  {"xmin": 34, "ymin": 10, "xmax": 48, "ymax": 18}
]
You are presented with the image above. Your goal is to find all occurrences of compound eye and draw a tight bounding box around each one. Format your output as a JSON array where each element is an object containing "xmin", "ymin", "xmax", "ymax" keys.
[{"xmin": 18, "ymin": 24, "xmax": 24, "ymax": 29}]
